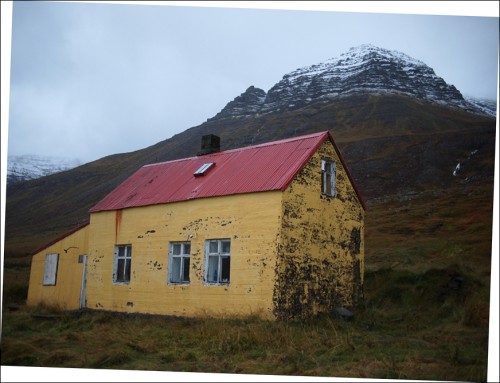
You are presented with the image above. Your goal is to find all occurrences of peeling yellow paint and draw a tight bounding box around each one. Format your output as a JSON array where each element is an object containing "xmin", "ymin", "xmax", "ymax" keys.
[
  {"xmin": 85, "ymin": 191, "xmax": 283, "ymax": 319},
  {"xmin": 274, "ymin": 141, "xmax": 365, "ymax": 320}
]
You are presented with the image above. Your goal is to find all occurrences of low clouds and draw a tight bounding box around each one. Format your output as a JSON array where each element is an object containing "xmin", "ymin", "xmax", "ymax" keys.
[{"xmin": 6, "ymin": 2, "xmax": 499, "ymax": 163}]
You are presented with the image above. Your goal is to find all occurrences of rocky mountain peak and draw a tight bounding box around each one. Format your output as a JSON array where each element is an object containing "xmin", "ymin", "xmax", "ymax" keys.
[
  {"xmin": 210, "ymin": 86, "xmax": 266, "ymax": 120},
  {"xmin": 211, "ymin": 45, "xmax": 495, "ymax": 120},
  {"xmin": 262, "ymin": 44, "xmax": 468, "ymax": 113}
]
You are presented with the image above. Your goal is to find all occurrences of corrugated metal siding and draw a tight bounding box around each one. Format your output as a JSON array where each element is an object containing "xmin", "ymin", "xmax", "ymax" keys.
[{"xmin": 89, "ymin": 131, "xmax": 364, "ymax": 212}]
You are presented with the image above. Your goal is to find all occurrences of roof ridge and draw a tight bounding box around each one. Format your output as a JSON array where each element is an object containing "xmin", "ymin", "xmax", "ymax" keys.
[
  {"xmin": 89, "ymin": 130, "xmax": 367, "ymax": 213},
  {"xmin": 144, "ymin": 131, "xmax": 329, "ymax": 168}
]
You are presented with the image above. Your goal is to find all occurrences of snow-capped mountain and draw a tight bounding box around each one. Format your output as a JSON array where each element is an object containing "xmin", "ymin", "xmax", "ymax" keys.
[
  {"xmin": 463, "ymin": 96, "xmax": 497, "ymax": 117},
  {"xmin": 7, "ymin": 154, "xmax": 82, "ymax": 184},
  {"xmin": 214, "ymin": 44, "xmax": 496, "ymax": 119}
]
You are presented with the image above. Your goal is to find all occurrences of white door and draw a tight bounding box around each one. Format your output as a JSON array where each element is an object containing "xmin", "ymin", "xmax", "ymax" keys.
[{"xmin": 79, "ymin": 255, "xmax": 88, "ymax": 309}]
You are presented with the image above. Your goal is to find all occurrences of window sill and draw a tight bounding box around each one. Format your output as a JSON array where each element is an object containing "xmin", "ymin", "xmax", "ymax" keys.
[{"xmin": 321, "ymin": 193, "xmax": 336, "ymax": 198}]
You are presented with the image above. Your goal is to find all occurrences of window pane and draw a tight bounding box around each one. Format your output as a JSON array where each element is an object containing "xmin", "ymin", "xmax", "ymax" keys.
[
  {"xmin": 207, "ymin": 255, "xmax": 219, "ymax": 283},
  {"xmin": 182, "ymin": 257, "xmax": 190, "ymax": 282},
  {"xmin": 170, "ymin": 257, "xmax": 181, "ymax": 283},
  {"xmin": 126, "ymin": 246, "xmax": 132, "ymax": 258},
  {"xmin": 221, "ymin": 241, "xmax": 230, "ymax": 254},
  {"xmin": 209, "ymin": 241, "xmax": 218, "ymax": 254},
  {"xmin": 184, "ymin": 243, "xmax": 191, "ymax": 255},
  {"xmin": 221, "ymin": 256, "xmax": 230, "ymax": 283},
  {"xmin": 331, "ymin": 170, "xmax": 336, "ymax": 196},
  {"xmin": 173, "ymin": 243, "xmax": 181, "ymax": 255},
  {"xmin": 124, "ymin": 259, "xmax": 131, "ymax": 282},
  {"xmin": 116, "ymin": 259, "xmax": 125, "ymax": 282},
  {"xmin": 325, "ymin": 173, "xmax": 332, "ymax": 195},
  {"xmin": 118, "ymin": 246, "xmax": 126, "ymax": 257}
]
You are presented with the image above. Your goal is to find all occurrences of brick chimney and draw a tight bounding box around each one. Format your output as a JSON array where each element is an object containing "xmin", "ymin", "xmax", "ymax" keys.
[{"xmin": 197, "ymin": 134, "xmax": 220, "ymax": 156}]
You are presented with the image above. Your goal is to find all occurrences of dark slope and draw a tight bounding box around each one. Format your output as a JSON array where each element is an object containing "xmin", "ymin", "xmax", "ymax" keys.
[{"xmin": 5, "ymin": 93, "xmax": 496, "ymax": 255}]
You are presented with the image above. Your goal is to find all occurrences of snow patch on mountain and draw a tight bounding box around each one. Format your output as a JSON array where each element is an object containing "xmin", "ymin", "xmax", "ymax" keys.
[
  {"xmin": 7, "ymin": 154, "xmax": 82, "ymax": 184},
  {"xmin": 213, "ymin": 44, "xmax": 496, "ymax": 120},
  {"xmin": 463, "ymin": 96, "xmax": 497, "ymax": 117}
]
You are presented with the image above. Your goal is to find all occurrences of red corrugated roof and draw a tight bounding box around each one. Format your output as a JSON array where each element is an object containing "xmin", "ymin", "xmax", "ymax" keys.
[{"xmin": 90, "ymin": 131, "xmax": 365, "ymax": 212}]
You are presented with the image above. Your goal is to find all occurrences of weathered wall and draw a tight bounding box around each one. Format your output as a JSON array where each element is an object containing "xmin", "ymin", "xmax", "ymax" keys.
[
  {"xmin": 85, "ymin": 191, "xmax": 282, "ymax": 319},
  {"xmin": 27, "ymin": 225, "xmax": 89, "ymax": 309},
  {"xmin": 273, "ymin": 140, "xmax": 365, "ymax": 320}
]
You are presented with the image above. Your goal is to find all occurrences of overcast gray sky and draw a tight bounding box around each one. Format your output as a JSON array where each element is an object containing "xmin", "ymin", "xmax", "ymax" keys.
[{"xmin": 4, "ymin": 1, "xmax": 500, "ymax": 163}]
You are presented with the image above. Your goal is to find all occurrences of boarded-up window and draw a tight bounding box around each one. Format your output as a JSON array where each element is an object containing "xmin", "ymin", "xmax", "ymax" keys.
[
  {"xmin": 321, "ymin": 159, "xmax": 336, "ymax": 197},
  {"xmin": 204, "ymin": 239, "xmax": 231, "ymax": 285},
  {"xmin": 113, "ymin": 245, "xmax": 132, "ymax": 284},
  {"xmin": 43, "ymin": 253, "xmax": 59, "ymax": 286}
]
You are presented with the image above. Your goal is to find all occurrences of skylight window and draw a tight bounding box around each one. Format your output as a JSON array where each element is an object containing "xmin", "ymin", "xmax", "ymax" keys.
[{"xmin": 194, "ymin": 162, "xmax": 215, "ymax": 176}]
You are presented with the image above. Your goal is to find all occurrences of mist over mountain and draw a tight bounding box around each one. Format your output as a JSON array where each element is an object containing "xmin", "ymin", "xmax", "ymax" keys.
[{"xmin": 5, "ymin": 45, "xmax": 497, "ymax": 255}]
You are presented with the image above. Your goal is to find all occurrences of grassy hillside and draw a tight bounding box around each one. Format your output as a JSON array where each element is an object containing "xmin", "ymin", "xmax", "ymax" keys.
[
  {"xmin": 1, "ymin": 181, "xmax": 493, "ymax": 381},
  {"xmin": 4, "ymin": 93, "xmax": 496, "ymax": 255}
]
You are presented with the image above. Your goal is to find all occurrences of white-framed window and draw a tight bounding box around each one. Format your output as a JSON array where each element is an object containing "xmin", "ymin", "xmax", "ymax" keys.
[
  {"xmin": 113, "ymin": 244, "xmax": 132, "ymax": 284},
  {"xmin": 321, "ymin": 159, "xmax": 336, "ymax": 197},
  {"xmin": 204, "ymin": 239, "xmax": 231, "ymax": 285},
  {"xmin": 43, "ymin": 253, "xmax": 59, "ymax": 286},
  {"xmin": 168, "ymin": 242, "xmax": 191, "ymax": 284}
]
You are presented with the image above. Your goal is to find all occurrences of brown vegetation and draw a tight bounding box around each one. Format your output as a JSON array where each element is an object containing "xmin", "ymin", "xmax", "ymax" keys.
[{"xmin": 1, "ymin": 181, "xmax": 493, "ymax": 381}]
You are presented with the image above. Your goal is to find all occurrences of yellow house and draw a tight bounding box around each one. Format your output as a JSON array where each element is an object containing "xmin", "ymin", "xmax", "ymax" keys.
[{"xmin": 27, "ymin": 131, "xmax": 365, "ymax": 320}]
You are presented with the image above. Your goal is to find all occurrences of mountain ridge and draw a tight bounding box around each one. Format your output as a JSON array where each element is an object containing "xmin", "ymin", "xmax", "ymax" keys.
[
  {"xmin": 4, "ymin": 45, "xmax": 497, "ymax": 255},
  {"xmin": 211, "ymin": 44, "xmax": 496, "ymax": 120}
]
